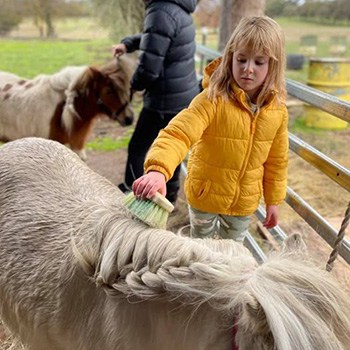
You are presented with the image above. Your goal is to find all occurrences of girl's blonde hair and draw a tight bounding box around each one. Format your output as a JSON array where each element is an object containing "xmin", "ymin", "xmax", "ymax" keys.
[{"xmin": 208, "ymin": 16, "xmax": 286, "ymax": 106}]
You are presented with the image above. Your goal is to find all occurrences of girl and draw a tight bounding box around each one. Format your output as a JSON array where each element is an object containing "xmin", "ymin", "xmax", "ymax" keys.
[{"xmin": 132, "ymin": 16, "xmax": 289, "ymax": 242}]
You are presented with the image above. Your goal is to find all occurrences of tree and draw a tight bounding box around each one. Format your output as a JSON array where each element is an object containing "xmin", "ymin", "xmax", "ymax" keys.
[
  {"xmin": 20, "ymin": 0, "xmax": 63, "ymax": 38},
  {"xmin": 266, "ymin": 0, "xmax": 286, "ymax": 17},
  {"xmin": 194, "ymin": 0, "xmax": 220, "ymax": 29},
  {"xmin": 219, "ymin": 0, "xmax": 266, "ymax": 51},
  {"xmin": 90, "ymin": 0, "xmax": 144, "ymax": 41},
  {"xmin": 29, "ymin": 0, "xmax": 90, "ymax": 38},
  {"xmin": 0, "ymin": 0, "xmax": 22, "ymax": 36}
]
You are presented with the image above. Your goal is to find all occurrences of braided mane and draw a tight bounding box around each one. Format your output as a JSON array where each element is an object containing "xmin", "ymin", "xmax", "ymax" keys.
[
  {"xmin": 73, "ymin": 210, "xmax": 350, "ymax": 350},
  {"xmin": 74, "ymin": 216, "xmax": 256, "ymax": 306}
]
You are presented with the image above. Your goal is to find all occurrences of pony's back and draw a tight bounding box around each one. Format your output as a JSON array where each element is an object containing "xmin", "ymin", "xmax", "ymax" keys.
[
  {"xmin": 0, "ymin": 138, "xmax": 126, "ymax": 349},
  {"xmin": 49, "ymin": 66, "xmax": 87, "ymax": 91},
  {"xmin": 0, "ymin": 72, "xmax": 22, "ymax": 87}
]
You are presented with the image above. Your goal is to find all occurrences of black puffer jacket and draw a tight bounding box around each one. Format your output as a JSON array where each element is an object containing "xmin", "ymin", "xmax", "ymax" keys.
[{"xmin": 121, "ymin": 0, "xmax": 199, "ymax": 113}]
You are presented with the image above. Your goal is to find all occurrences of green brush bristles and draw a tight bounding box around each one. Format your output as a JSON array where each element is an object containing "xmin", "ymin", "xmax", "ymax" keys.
[{"xmin": 122, "ymin": 191, "xmax": 174, "ymax": 229}]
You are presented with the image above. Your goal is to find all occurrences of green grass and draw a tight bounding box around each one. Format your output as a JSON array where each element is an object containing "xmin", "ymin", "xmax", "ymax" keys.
[
  {"xmin": 86, "ymin": 135, "xmax": 131, "ymax": 151},
  {"xmin": 0, "ymin": 134, "xmax": 131, "ymax": 152},
  {"xmin": 0, "ymin": 38, "xmax": 113, "ymax": 77},
  {"xmin": 290, "ymin": 116, "xmax": 325, "ymax": 134},
  {"xmin": 86, "ymin": 123, "xmax": 135, "ymax": 151}
]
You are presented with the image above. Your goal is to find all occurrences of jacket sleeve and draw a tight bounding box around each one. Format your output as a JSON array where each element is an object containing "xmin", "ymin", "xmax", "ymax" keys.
[
  {"xmin": 263, "ymin": 106, "xmax": 289, "ymax": 205},
  {"xmin": 144, "ymin": 91, "xmax": 216, "ymax": 181},
  {"xmin": 121, "ymin": 34, "xmax": 142, "ymax": 53},
  {"xmin": 130, "ymin": 9, "xmax": 176, "ymax": 91}
]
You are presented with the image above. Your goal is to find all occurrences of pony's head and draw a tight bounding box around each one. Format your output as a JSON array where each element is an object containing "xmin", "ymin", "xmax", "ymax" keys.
[
  {"xmin": 99, "ymin": 55, "xmax": 137, "ymax": 126},
  {"xmin": 61, "ymin": 56, "xmax": 136, "ymax": 133}
]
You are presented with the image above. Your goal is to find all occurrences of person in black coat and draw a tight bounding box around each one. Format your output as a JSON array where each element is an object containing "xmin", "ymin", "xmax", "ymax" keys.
[{"xmin": 113, "ymin": 0, "xmax": 199, "ymax": 204}]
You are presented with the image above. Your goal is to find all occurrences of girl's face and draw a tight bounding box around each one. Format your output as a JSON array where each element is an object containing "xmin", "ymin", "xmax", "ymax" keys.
[{"xmin": 232, "ymin": 48, "xmax": 269, "ymax": 103}]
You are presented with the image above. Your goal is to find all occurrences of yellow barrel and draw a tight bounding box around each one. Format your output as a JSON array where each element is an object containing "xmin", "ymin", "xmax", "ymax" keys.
[{"xmin": 305, "ymin": 57, "xmax": 350, "ymax": 129}]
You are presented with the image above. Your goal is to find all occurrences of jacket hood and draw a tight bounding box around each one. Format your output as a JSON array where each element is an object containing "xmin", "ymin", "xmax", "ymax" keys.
[
  {"xmin": 147, "ymin": 0, "xmax": 197, "ymax": 13},
  {"xmin": 202, "ymin": 57, "xmax": 221, "ymax": 89},
  {"xmin": 202, "ymin": 57, "xmax": 243, "ymax": 97}
]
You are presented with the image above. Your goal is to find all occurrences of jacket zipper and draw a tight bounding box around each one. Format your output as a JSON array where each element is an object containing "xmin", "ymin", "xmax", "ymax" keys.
[{"xmin": 230, "ymin": 108, "xmax": 258, "ymax": 209}]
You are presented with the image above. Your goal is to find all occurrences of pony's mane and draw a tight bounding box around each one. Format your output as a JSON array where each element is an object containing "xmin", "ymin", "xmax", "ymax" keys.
[
  {"xmin": 49, "ymin": 66, "xmax": 88, "ymax": 133},
  {"xmin": 74, "ymin": 216, "xmax": 350, "ymax": 350},
  {"xmin": 237, "ymin": 249, "xmax": 350, "ymax": 349},
  {"xmin": 74, "ymin": 214, "xmax": 257, "ymax": 305},
  {"xmin": 100, "ymin": 55, "xmax": 136, "ymax": 104},
  {"xmin": 49, "ymin": 66, "xmax": 88, "ymax": 92}
]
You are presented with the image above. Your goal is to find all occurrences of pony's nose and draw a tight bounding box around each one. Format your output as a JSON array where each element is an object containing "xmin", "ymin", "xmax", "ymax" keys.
[{"xmin": 124, "ymin": 116, "xmax": 133, "ymax": 126}]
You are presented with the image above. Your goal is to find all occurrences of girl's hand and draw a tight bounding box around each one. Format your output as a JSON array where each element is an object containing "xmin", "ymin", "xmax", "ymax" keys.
[
  {"xmin": 132, "ymin": 171, "xmax": 166, "ymax": 200},
  {"xmin": 112, "ymin": 43, "xmax": 127, "ymax": 57},
  {"xmin": 263, "ymin": 204, "xmax": 278, "ymax": 229}
]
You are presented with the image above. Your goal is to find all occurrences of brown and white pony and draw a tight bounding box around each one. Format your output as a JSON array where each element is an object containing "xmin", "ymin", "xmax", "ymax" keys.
[
  {"xmin": 0, "ymin": 137, "xmax": 349, "ymax": 350},
  {"xmin": 0, "ymin": 55, "xmax": 136, "ymax": 160}
]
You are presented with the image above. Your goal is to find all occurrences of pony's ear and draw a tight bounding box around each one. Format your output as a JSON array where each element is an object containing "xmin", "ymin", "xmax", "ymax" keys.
[
  {"xmin": 283, "ymin": 233, "xmax": 307, "ymax": 254},
  {"xmin": 74, "ymin": 67, "xmax": 99, "ymax": 96},
  {"xmin": 240, "ymin": 293, "xmax": 269, "ymax": 334},
  {"xmin": 245, "ymin": 295, "xmax": 260, "ymax": 317}
]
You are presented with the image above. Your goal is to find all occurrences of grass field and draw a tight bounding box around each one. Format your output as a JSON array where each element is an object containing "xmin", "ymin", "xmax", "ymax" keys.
[
  {"xmin": 1, "ymin": 16, "xmax": 350, "ymax": 79},
  {"xmin": 0, "ymin": 39, "xmax": 114, "ymax": 78},
  {"xmin": 0, "ymin": 17, "xmax": 114, "ymax": 77}
]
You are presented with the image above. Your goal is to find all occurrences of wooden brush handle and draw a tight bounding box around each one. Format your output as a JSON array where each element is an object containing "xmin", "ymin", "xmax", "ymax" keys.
[{"xmin": 151, "ymin": 192, "xmax": 175, "ymax": 213}]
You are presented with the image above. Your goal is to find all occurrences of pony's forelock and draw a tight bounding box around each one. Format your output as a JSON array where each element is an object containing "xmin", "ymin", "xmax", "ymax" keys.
[
  {"xmin": 100, "ymin": 55, "xmax": 136, "ymax": 104},
  {"xmin": 237, "ymin": 253, "xmax": 350, "ymax": 350}
]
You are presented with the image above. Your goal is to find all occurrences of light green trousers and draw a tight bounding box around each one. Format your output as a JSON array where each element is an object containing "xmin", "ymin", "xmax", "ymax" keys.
[{"xmin": 189, "ymin": 206, "xmax": 250, "ymax": 242}]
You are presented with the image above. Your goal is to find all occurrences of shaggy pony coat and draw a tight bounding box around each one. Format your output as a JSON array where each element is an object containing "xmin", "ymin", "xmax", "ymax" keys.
[
  {"xmin": 0, "ymin": 56, "xmax": 136, "ymax": 161},
  {"xmin": 0, "ymin": 138, "xmax": 349, "ymax": 350}
]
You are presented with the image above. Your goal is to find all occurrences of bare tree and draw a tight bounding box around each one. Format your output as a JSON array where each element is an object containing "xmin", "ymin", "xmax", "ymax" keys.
[
  {"xmin": 91, "ymin": 0, "xmax": 144, "ymax": 41},
  {"xmin": 0, "ymin": 0, "xmax": 22, "ymax": 35},
  {"xmin": 28, "ymin": 0, "xmax": 59, "ymax": 38},
  {"xmin": 219, "ymin": 0, "xmax": 266, "ymax": 51},
  {"xmin": 195, "ymin": 0, "xmax": 220, "ymax": 28}
]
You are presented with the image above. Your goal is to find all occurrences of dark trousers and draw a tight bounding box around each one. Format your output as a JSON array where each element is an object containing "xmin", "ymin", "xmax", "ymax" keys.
[{"xmin": 122, "ymin": 107, "xmax": 181, "ymax": 203}]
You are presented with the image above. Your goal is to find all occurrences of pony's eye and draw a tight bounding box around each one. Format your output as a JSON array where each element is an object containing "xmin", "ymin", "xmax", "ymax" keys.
[{"xmin": 105, "ymin": 87, "xmax": 114, "ymax": 95}]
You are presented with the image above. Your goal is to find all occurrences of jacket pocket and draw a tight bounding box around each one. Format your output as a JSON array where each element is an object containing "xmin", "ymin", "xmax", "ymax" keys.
[{"xmin": 190, "ymin": 178, "xmax": 211, "ymax": 200}]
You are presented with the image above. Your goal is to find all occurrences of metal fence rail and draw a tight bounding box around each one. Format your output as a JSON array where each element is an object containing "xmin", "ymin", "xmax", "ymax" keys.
[
  {"xmin": 286, "ymin": 79, "xmax": 350, "ymax": 123},
  {"xmin": 195, "ymin": 44, "xmax": 350, "ymax": 265}
]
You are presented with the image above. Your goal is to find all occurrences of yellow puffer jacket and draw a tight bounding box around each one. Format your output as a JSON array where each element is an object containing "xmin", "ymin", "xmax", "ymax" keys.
[{"xmin": 145, "ymin": 58, "xmax": 289, "ymax": 216}]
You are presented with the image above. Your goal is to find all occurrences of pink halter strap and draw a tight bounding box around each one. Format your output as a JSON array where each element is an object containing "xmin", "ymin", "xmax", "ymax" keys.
[{"xmin": 232, "ymin": 323, "xmax": 239, "ymax": 350}]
